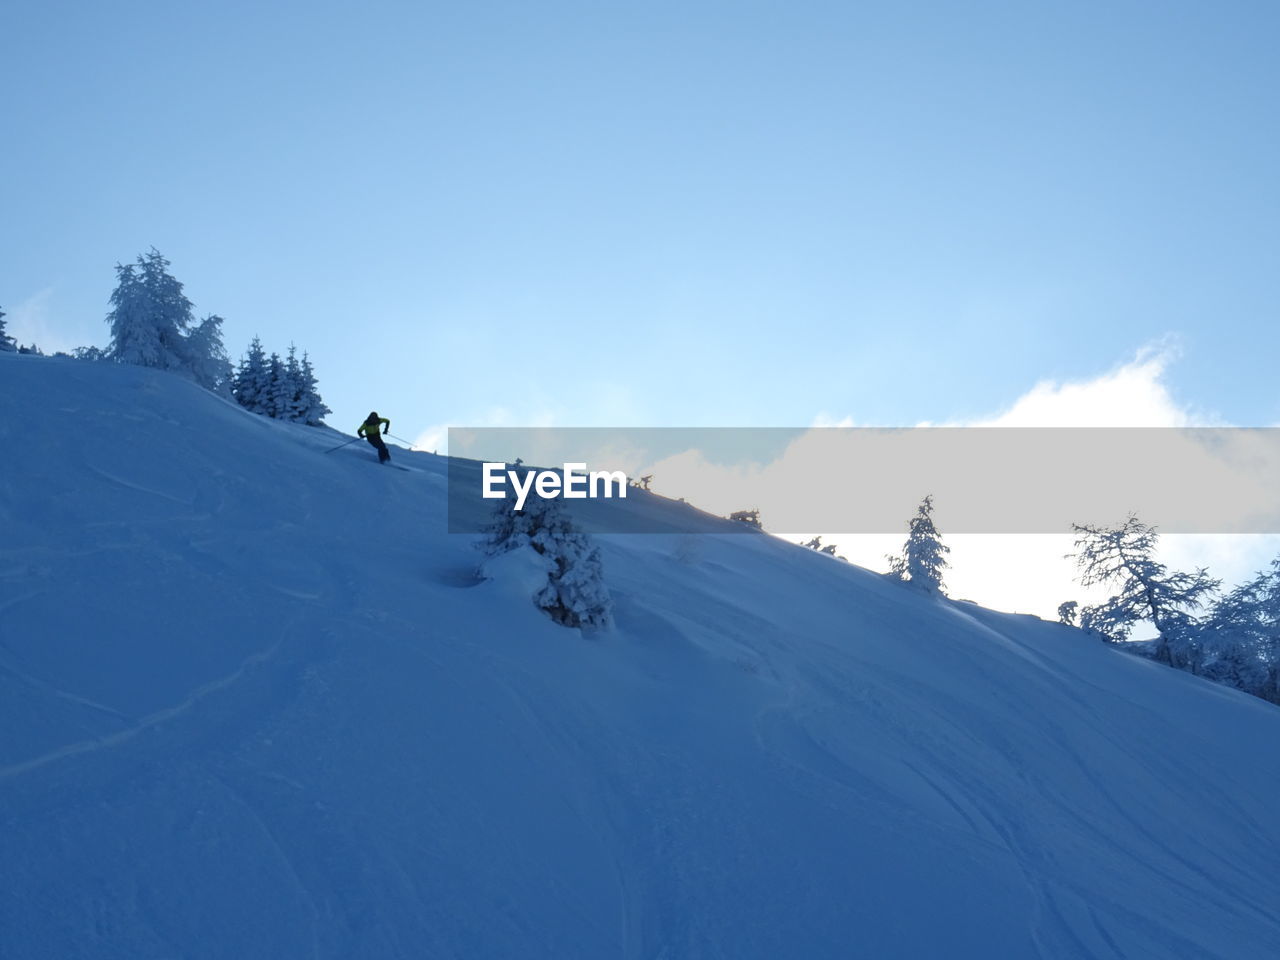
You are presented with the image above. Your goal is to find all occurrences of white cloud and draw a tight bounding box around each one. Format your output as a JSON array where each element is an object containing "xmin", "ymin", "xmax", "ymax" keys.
[
  {"xmin": 811, "ymin": 412, "xmax": 858, "ymax": 428},
  {"xmin": 963, "ymin": 342, "xmax": 1193, "ymax": 428}
]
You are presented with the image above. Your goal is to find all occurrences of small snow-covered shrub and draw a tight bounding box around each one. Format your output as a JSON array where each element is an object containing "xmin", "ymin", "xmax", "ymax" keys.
[{"xmin": 480, "ymin": 471, "xmax": 612, "ymax": 630}]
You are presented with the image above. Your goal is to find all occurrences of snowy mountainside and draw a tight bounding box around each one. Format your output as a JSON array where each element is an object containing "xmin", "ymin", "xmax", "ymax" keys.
[{"xmin": 2, "ymin": 351, "xmax": 1280, "ymax": 960}]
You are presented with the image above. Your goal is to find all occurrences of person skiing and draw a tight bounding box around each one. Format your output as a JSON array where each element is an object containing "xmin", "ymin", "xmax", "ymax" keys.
[{"xmin": 358, "ymin": 411, "xmax": 392, "ymax": 463}]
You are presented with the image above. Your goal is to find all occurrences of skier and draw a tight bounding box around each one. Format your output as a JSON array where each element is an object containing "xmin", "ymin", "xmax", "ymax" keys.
[{"xmin": 358, "ymin": 411, "xmax": 392, "ymax": 463}]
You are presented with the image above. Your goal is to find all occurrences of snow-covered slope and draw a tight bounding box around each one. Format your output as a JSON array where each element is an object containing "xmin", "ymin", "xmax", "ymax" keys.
[{"xmin": 3, "ymin": 352, "xmax": 1280, "ymax": 960}]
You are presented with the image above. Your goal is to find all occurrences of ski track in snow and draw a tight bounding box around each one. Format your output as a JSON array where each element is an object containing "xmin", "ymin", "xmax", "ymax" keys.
[
  {"xmin": 0, "ymin": 647, "xmax": 135, "ymax": 723},
  {"xmin": 208, "ymin": 771, "xmax": 326, "ymax": 960},
  {"xmin": 0, "ymin": 634, "xmax": 286, "ymax": 782},
  {"xmin": 84, "ymin": 463, "xmax": 195, "ymax": 507}
]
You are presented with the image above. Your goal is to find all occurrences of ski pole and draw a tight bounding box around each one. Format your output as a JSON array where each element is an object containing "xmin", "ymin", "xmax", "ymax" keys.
[
  {"xmin": 386, "ymin": 432, "xmax": 420, "ymax": 450},
  {"xmin": 323, "ymin": 436, "xmax": 362, "ymax": 454}
]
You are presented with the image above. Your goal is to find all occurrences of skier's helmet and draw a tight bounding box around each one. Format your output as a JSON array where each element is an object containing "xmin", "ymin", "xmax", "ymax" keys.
[{"xmin": 368, "ymin": 411, "xmax": 379, "ymax": 420}]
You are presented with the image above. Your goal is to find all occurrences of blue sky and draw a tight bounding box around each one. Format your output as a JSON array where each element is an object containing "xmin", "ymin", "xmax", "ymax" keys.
[{"xmin": 5, "ymin": 0, "xmax": 1279, "ymax": 438}]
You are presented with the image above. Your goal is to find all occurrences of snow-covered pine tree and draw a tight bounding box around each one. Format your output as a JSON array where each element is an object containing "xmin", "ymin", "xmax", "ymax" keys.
[
  {"xmin": 107, "ymin": 251, "xmax": 191, "ymax": 371},
  {"xmin": 231, "ymin": 339, "xmax": 328, "ymax": 425},
  {"xmin": 887, "ymin": 495, "xmax": 950, "ymax": 594},
  {"xmin": 481, "ymin": 470, "xmax": 612, "ymax": 629},
  {"xmin": 105, "ymin": 249, "xmax": 229, "ymax": 391},
  {"xmin": 0, "ymin": 306, "xmax": 15, "ymax": 352},
  {"xmin": 106, "ymin": 262, "xmax": 160, "ymax": 366},
  {"xmin": 1069, "ymin": 514, "xmax": 1219, "ymax": 665},
  {"xmin": 1057, "ymin": 601, "xmax": 1079, "ymax": 626},
  {"xmin": 184, "ymin": 314, "xmax": 232, "ymax": 394},
  {"xmin": 283, "ymin": 345, "xmax": 306, "ymax": 422},
  {"xmin": 1194, "ymin": 559, "xmax": 1280, "ymax": 703},
  {"xmin": 264, "ymin": 352, "xmax": 289, "ymax": 419},
  {"xmin": 297, "ymin": 351, "xmax": 331, "ymax": 425},
  {"xmin": 233, "ymin": 337, "xmax": 270, "ymax": 413}
]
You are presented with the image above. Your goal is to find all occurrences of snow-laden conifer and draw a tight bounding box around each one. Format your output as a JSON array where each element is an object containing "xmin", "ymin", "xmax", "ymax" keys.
[
  {"xmin": 1069, "ymin": 514, "xmax": 1218, "ymax": 665},
  {"xmin": 265, "ymin": 352, "xmax": 289, "ymax": 420},
  {"xmin": 185, "ymin": 314, "xmax": 232, "ymax": 394},
  {"xmin": 232, "ymin": 338, "xmax": 329, "ymax": 425},
  {"xmin": 888, "ymin": 495, "xmax": 950, "ymax": 594},
  {"xmin": 105, "ymin": 249, "xmax": 229, "ymax": 391},
  {"xmin": 1194, "ymin": 559, "xmax": 1280, "ymax": 702},
  {"xmin": 233, "ymin": 337, "xmax": 270, "ymax": 413},
  {"xmin": 283, "ymin": 346, "xmax": 306, "ymax": 422},
  {"xmin": 0, "ymin": 306, "xmax": 15, "ymax": 352},
  {"xmin": 296, "ymin": 352, "xmax": 331, "ymax": 425}
]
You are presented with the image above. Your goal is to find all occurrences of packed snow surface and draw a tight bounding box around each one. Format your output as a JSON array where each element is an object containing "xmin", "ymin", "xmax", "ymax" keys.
[{"xmin": 3, "ymin": 352, "xmax": 1280, "ymax": 959}]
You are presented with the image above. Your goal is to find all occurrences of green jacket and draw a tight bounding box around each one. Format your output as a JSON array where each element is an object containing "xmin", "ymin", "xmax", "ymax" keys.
[{"xmin": 358, "ymin": 417, "xmax": 389, "ymax": 438}]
